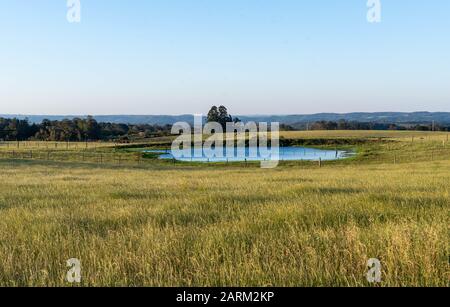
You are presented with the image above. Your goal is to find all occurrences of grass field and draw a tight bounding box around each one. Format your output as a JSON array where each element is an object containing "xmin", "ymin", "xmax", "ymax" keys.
[{"xmin": 0, "ymin": 131, "xmax": 448, "ymax": 286}]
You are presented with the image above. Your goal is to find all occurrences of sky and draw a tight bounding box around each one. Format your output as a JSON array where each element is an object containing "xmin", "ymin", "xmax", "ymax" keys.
[{"xmin": 0, "ymin": 0, "xmax": 449, "ymax": 115}]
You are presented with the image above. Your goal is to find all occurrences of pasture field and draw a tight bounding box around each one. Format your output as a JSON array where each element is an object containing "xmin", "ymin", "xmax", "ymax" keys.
[{"xmin": 0, "ymin": 131, "xmax": 448, "ymax": 286}]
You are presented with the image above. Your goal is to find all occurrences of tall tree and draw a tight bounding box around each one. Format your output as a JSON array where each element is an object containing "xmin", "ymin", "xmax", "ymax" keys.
[
  {"xmin": 207, "ymin": 105, "xmax": 233, "ymax": 129},
  {"xmin": 206, "ymin": 106, "xmax": 220, "ymax": 123}
]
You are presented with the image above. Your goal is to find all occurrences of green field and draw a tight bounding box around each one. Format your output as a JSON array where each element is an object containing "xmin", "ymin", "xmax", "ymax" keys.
[{"xmin": 0, "ymin": 131, "xmax": 448, "ymax": 286}]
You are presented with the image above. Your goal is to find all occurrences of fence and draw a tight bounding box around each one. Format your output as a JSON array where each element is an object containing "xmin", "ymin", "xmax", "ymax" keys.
[
  {"xmin": 0, "ymin": 150, "xmax": 144, "ymax": 166},
  {"xmin": 1, "ymin": 139, "xmax": 450, "ymax": 167},
  {"xmin": 0, "ymin": 141, "xmax": 111, "ymax": 151},
  {"xmin": 364, "ymin": 147, "xmax": 450, "ymax": 164}
]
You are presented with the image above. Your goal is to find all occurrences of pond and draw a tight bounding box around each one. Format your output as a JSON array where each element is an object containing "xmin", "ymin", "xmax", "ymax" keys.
[{"xmin": 144, "ymin": 146, "xmax": 354, "ymax": 163}]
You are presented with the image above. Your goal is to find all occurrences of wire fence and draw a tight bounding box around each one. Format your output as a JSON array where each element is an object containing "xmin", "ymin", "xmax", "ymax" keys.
[
  {"xmin": 1, "ymin": 138, "xmax": 450, "ymax": 167},
  {"xmin": 362, "ymin": 147, "xmax": 450, "ymax": 164},
  {"xmin": 0, "ymin": 141, "xmax": 112, "ymax": 151},
  {"xmin": 1, "ymin": 147, "xmax": 450, "ymax": 167},
  {"xmin": 0, "ymin": 150, "xmax": 144, "ymax": 166}
]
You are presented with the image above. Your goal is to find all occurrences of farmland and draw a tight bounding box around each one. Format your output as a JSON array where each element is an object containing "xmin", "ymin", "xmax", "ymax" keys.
[{"xmin": 0, "ymin": 131, "xmax": 448, "ymax": 286}]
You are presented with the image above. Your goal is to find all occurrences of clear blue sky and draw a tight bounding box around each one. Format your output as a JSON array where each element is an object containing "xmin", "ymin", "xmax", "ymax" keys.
[{"xmin": 1, "ymin": 0, "xmax": 449, "ymax": 115}]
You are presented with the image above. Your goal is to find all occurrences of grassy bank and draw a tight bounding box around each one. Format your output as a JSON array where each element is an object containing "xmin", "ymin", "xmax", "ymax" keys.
[{"xmin": 0, "ymin": 132, "xmax": 448, "ymax": 286}]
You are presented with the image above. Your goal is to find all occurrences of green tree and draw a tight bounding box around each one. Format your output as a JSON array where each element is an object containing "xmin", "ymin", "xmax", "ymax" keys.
[
  {"xmin": 207, "ymin": 105, "xmax": 233, "ymax": 129},
  {"xmin": 207, "ymin": 106, "xmax": 220, "ymax": 123}
]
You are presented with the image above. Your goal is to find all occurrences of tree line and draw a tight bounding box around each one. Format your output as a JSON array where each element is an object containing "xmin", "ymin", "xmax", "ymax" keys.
[
  {"xmin": 205, "ymin": 106, "xmax": 450, "ymax": 132},
  {"xmin": 286, "ymin": 120, "xmax": 450, "ymax": 131},
  {"xmin": 0, "ymin": 117, "xmax": 172, "ymax": 142},
  {"xmin": 1, "ymin": 110, "xmax": 448, "ymax": 142}
]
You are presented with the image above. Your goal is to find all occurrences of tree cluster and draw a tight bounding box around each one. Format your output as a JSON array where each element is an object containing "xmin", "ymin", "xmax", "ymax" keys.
[
  {"xmin": 206, "ymin": 106, "xmax": 240, "ymax": 129},
  {"xmin": 294, "ymin": 120, "xmax": 450, "ymax": 131},
  {"xmin": 0, "ymin": 117, "xmax": 172, "ymax": 141}
]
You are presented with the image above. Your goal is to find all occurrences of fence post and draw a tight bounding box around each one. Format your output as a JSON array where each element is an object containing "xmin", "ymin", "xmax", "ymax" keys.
[{"xmin": 319, "ymin": 157, "xmax": 322, "ymax": 168}]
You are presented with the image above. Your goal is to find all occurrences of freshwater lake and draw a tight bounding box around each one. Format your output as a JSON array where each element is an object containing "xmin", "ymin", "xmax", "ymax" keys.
[{"xmin": 144, "ymin": 147, "xmax": 353, "ymax": 163}]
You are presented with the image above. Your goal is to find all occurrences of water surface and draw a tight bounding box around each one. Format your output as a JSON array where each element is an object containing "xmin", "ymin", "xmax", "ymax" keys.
[{"xmin": 144, "ymin": 146, "xmax": 353, "ymax": 162}]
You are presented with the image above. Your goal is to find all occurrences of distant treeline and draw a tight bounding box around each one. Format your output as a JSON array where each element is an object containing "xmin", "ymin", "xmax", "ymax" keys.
[
  {"xmin": 1, "ymin": 117, "xmax": 449, "ymax": 142},
  {"xmin": 0, "ymin": 117, "xmax": 172, "ymax": 142},
  {"xmin": 284, "ymin": 120, "xmax": 450, "ymax": 132}
]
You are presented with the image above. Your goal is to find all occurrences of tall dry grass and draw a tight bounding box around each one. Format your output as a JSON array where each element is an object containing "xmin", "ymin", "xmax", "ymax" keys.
[{"xmin": 0, "ymin": 157, "xmax": 448, "ymax": 286}]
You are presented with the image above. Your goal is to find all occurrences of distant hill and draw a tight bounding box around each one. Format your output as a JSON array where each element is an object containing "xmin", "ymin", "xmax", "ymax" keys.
[
  {"xmin": 239, "ymin": 112, "xmax": 450, "ymax": 125},
  {"xmin": 2, "ymin": 112, "xmax": 450, "ymax": 125}
]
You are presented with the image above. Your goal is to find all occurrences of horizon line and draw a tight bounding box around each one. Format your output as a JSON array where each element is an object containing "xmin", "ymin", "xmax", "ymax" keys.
[{"xmin": 2, "ymin": 111, "xmax": 450, "ymax": 117}]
